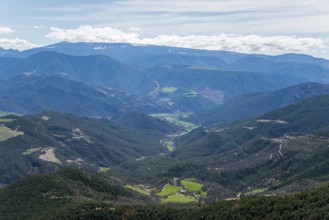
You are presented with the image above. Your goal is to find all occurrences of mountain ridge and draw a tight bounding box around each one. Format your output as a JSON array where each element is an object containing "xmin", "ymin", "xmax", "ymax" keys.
[
  {"xmin": 192, "ymin": 82, "xmax": 329, "ymax": 126},
  {"xmin": 0, "ymin": 74, "xmax": 163, "ymax": 116}
]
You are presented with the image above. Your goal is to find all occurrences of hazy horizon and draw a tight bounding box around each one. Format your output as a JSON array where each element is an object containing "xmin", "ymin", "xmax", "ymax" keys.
[{"xmin": 1, "ymin": 0, "xmax": 329, "ymax": 58}]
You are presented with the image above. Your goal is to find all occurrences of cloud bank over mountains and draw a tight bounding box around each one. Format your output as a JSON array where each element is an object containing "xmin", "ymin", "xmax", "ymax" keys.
[
  {"xmin": 46, "ymin": 26, "xmax": 327, "ymax": 55},
  {"xmin": 1, "ymin": 0, "xmax": 328, "ymax": 57},
  {"xmin": 0, "ymin": 24, "xmax": 327, "ymax": 56},
  {"xmin": 0, "ymin": 27, "xmax": 37, "ymax": 50}
]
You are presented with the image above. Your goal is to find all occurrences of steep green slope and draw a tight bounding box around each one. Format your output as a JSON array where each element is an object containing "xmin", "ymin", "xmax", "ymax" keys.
[
  {"xmin": 111, "ymin": 111, "xmax": 181, "ymax": 136},
  {"xmin": 178, "ymin": 94, "xmax": 329, "ymax": 157},
  {"xmin": 179, "ymin": 95, "xmax": 329, "ymax": 188},
  {"xmin": 193, "ymin": 82, "xmax": 329, "ymax": 126},
  {"xmin": 241, "ymin": 94, "xmax": 329, "ymax": 136},
  {"xmin": 0, "ymin": 168, "xmax": 148, "ymax": 220}
]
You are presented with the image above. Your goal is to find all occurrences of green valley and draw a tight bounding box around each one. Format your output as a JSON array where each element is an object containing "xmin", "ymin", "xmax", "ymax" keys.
[{"xmin": 1, "ymin": 38, "xmax": 329, "ymax": 219}]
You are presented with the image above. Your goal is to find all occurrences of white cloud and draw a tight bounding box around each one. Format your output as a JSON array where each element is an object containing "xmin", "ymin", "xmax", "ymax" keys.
[
  {"xmin": 0, "ymin": 27, "xmax": 14, "ymax": 34},
  {"xmin": 0, "ymin": 38, "xmax": 37, "ymax": 50},
  {"xmin": 46, "ymin": 26, "xmax": 139, "ymax": 43},
  {"xmin": 33, "ymin": 25, "xmax": 45, "ymax": 30},
  {"xmin": 46, "ymin": 26, "xmax": 327, "ymax": 55},
  {"xmin": 140, "ymin": 34, "xmax": 327, "ymax": 54}
]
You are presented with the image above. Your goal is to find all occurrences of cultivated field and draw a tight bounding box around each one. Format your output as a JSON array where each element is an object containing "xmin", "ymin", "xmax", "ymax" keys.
[
  {"xmin": 0, "ymin": 126, "xmax": 23, "ymax": 142},
  {"xmin": 125, "ymin": 185, "xmax": 150, "ymax": 196}
]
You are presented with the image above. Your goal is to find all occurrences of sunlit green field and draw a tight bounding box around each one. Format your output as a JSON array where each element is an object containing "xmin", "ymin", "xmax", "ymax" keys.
[
  {"xmin": 245, "ymin": 188, "xmax": 269, "ymax": 196},
  {"xmin": 0, "ymin": 118, "xmax": 14, "ymax": 123},
  {"xmin": 99, "ymin": 167, "xmax": 111, "ymax": 172},
  {"xmin": 125, "ymin": 185, "xmax": 150, "ymax": 196},
  {"xmin": 157, "ymin": 184, "xmax": 181, "ymax": 196},
  {"xmin": 181, "ymin": 179, "xmax": 203, "ymax": 191},
  {"xmin": 161, "ymin": 194, "xmax": 196, "ymax": 203},
  {"xmin": 162, "ymin": 140, "xmax": 175, "ymax": 151}
]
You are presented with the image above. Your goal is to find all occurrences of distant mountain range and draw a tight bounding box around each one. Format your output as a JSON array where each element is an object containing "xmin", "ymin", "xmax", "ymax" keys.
[
  {"xmin": 2, "ymin": 43, "xmax": 328, "ymax": 115},
  {"xmin": 4, "ymin": 42, "xmax": 329, "ymax": 67},
  {"xmin": 3, "ymin": 42, "xmax": 329, "ymax": 79}
]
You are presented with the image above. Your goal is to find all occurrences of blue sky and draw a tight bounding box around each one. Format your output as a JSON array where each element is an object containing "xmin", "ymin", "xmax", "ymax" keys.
[{"xmin": 1, "ymin": 0, "xmax": 329, "ymax": 58}]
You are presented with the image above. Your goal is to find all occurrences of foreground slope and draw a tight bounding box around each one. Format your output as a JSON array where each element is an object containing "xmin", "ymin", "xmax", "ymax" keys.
[
  {"xmin": 0, "ymin": 168, "xmax": 148, "ymax": 220},
  {"xmin": 1, "ymin": 168, "xmax": 329, "ymax": 219}
]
